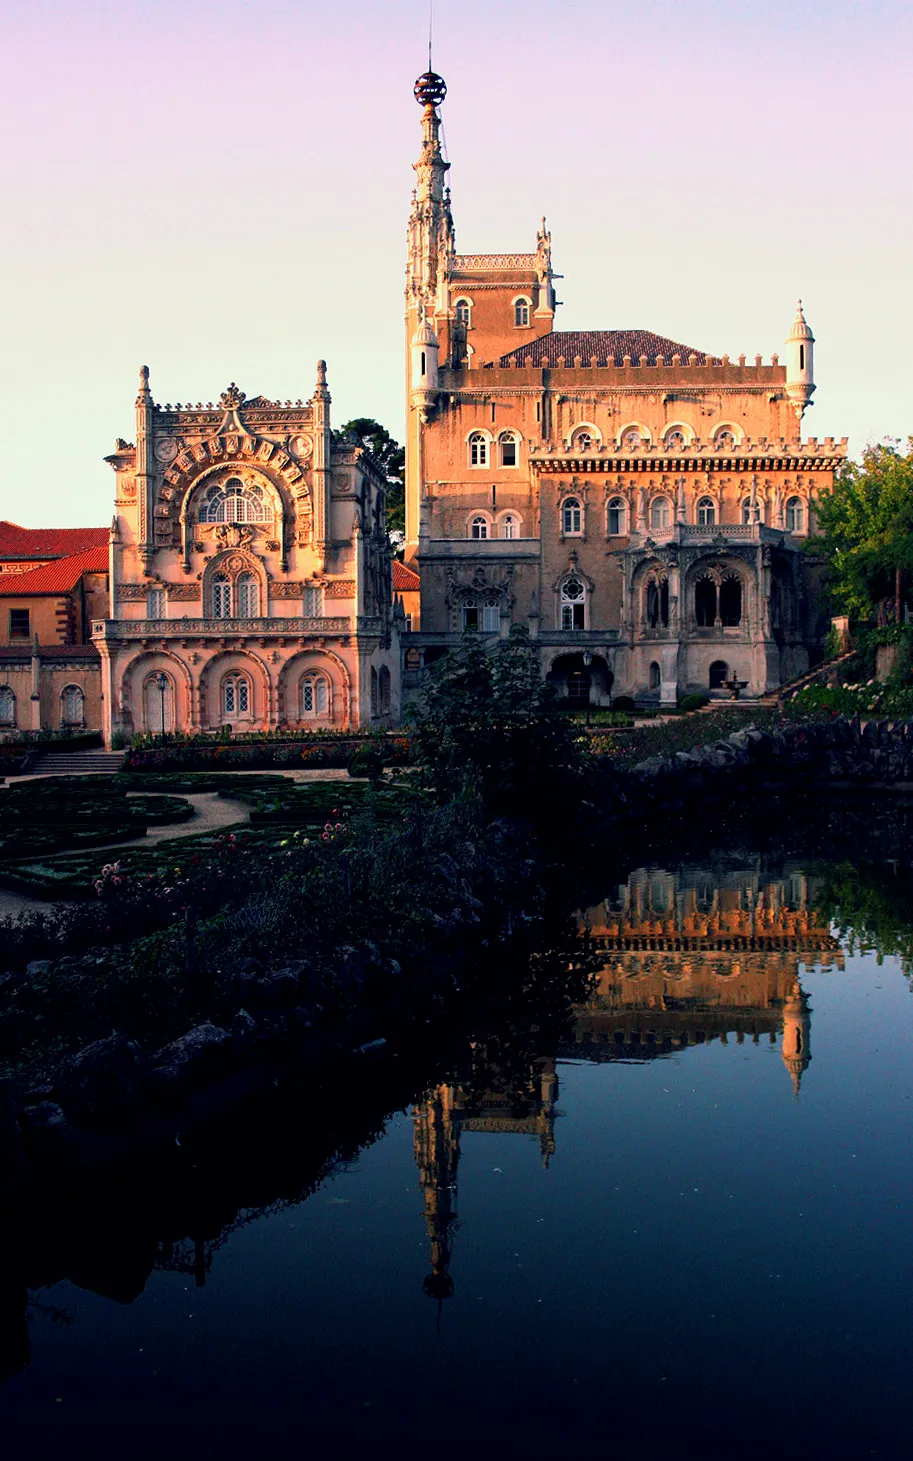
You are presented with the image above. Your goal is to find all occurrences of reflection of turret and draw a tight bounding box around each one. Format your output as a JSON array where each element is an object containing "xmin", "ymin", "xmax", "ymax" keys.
[
  {"xmin": 781, "ymin": 979, "xmax": 812, "ymax": 1096},
  {"xmin": 536, "ymin": 1062, "xmax": 557, "ymax": 1168},
  {"xmin": 414, "ymin": 1088, "xmax": 459, "ymax": 1301}
]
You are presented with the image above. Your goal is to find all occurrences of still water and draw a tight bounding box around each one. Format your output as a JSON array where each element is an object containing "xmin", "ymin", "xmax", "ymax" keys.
[{"xmin": 3, "ymin": 844, "xmax": 913, "ymax": 1458}]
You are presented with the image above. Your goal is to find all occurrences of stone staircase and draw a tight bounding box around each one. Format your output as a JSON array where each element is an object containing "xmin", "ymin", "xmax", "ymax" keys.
[
  {"xmin": 26, "ymin": 749, "xmax": 127, "ymax": 776},
  {"xmin": 760, "ymin": 649, "xmax": 857, "ymax": 706}
]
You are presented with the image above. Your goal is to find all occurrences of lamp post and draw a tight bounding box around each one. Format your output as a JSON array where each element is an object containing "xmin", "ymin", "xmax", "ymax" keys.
[
  {"xmin": 154, "ymin": 672, "xmax": 168, "ymax": 742},
  {"xmin": 582, "ymin": 649, "xmax": 593, "ymax": 728}
]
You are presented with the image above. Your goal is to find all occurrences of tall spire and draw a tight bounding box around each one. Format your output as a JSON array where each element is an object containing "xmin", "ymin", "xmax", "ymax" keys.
[{"xmin": 407, "ymin": 70, "xmax": 454, "ymax": 317}]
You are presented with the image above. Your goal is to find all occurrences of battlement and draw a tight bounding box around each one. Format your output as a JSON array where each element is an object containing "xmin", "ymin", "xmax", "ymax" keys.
[
  {"xmin": 466, "ymin": 357, "xmax": 786, "ymax": 384},
  {"xmin": 453, "ymin": 252, "xmax": 539, "ymax": 271}
]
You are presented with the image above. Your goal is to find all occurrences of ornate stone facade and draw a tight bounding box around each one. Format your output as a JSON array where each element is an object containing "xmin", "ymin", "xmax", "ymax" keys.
[
  {"xmin": 93, "ymin": 363, "xmax": 399, "ymax": 742},
  {"xmin": 404, "ymin": 72, "xmax": 847, "ymax": 703}
]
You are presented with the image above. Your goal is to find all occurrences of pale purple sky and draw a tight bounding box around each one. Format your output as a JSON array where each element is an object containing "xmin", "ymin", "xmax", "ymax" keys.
[{"xmin": 1, "ymin": 0, "xmax": 910, "ymax": 525}]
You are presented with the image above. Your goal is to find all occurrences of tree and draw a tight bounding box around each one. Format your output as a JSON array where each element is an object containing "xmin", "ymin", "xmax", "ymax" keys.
[
  {"xmin": 336, "ymin": 418, "xmax": 405, "ymax": 547},
  {"xmin": 409, "ymin": 626, "xmax": 584, "ymax": 820},
  {"xmin": 810, "ymin": 439, "xmax": 913, "ymax": 624}
]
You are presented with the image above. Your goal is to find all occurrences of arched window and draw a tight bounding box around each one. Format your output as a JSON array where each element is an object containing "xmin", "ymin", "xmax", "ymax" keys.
[
  {"xmin": 199, "ymin": 477, "xmax": 268, "ymax": 523},
  {"xmin": 709, "ymin": 660, "xmax": 729, "ymax": 690},
  {"xmin": 482, "ymin": 599, "xmax": 500, "ymax": 633},
  {"xmin": 0, "ymin": 685, "xmax": 15, "ymax": 726},
  {"xmin": 695, "ymin": 576, "xmax": 718, "ymax": 627},
  {"xmin": 379, "ymin": 665, "xmax": 391, "ymax": 715},
  {"xmin": 61, "ymin": 685, "xmax": 84, "ymax": 725},
  {"xmin": 222, "ymin": 675, "xmax": 250, "ymax": 717},
  {"xmin": 697, "ymin": 497, "xmax": 716, "ymax": 526},
  {"xmin": 143, "ymin": 674, "xmax": 174, "ymax": 734},
  {"xmin": 514, "ymin": 298, "xmax": 530, "ymax": 327},
  {"xmin": 470, "ymin": 514, "xmax": 489, "ymax": 539},
  {"xmin": 650, "ymin": 497, "xmax": 672, "ymax": 531},
  {"xmin": 714, "ymin": 429, "xmax": 737, "ymax": 451},
  {"xmin": 211, "ymin": 574, "xmax": 231, "ymax": 618},
  {"xmin": 607, "ymin": 498, "xmax": 627, "ymax": 536},
  {"xmin": 560, "ymin": 577, "xmax": 586, "ymax": 630},
  {"xmin": 785, "ymin": 496, "xmax": 805, "ymax": 532},
  {"xmin": 462, "ymin": 600, "xmax": 479, "ymax": 631},
  {"xmin": 301, "ymin": 672, "xmax": 330, "ymax": 718},
  {"xmin": 622, "ymin": 428, "xmax": 643, "ymax": 449},
  {"xmin": 720, "ymin": 574, "xmax": 742, "ymax": 626},
  {"xmin": 146, "ymin": 588, "xmax": 164, "ymax": 619},
  {"xmin": 370, "ymin": 665, "xmax": 378, "ymax": 716},
  {"xmin": 468, "ymin": 432, "xmax": 488, "ymax": 468},
  {"xmin": 499, "ymin": 432, "xmax": 518, "ymax": 467},
  {"xmin": 501, "ymin": 514, "xmax": 518, "ymax": 539},
  {"xmin": 455, "ymin": 298, "xmax": 472, "ymax": 326},
  {"xmin": 562, "ymin": 498, "xmax": 582, "ymax": 535},
  {"xmin": 665, "ymin": 429, "xmax": 687, "ymax": 451},
  {"xmin": 645, "ymin": 576, "xmax": 669, "ymax": 628},
  {"xmin": 649, "ymin": 661, "xmax": 661, "ymax": 689},
  {"xmin": 572, "ymin": 430, "xmax": 593, "ymax": 453},
  {"xmin": 237, "ymin": 573, "xmax": 259, "ymax": 619},
  {"xmin": 741, "ymin": 499, "xmax": 755, "ymax": 526}
]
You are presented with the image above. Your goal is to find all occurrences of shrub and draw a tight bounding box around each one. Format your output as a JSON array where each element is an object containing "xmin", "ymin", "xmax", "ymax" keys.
[
  {"xmin": 611, "ymin": 696, "xmax": 636, "ymax": 713},
  {"xmin": 678, "ymin": 693, "xmax": 710, "ymax": 713}
]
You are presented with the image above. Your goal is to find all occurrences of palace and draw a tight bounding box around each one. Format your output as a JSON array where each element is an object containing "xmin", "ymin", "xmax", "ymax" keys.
[{"xmin": 403, "ymin": 71, "xmax": 847, "ymax": 705}]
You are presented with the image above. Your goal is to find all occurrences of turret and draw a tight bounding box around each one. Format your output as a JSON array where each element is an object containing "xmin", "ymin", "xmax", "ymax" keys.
[
  {"xmin": 410, "ymin": 313, "xmax": 439, "ymax": 413},
  {"xmin": 781, "ymin": 979, "xmax": 812, "ymax": 1097},
  {"xmin": 785, "ymin": 300, "xmax": 815, "ymax": 423},
  {"xmin": 135, "ymin": 365, "xmax": 155, "ymax": 572}
]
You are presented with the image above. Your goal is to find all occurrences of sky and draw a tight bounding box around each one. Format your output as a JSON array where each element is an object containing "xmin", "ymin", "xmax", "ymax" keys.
[{"xmin": 1, "ymin": 0, "xmax": 911, "ymax": 526}]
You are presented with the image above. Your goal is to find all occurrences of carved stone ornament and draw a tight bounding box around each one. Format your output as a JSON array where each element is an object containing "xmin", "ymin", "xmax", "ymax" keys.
[
  {"xmin": 154, "ymin": 439, "xmax": 178, "ymax": 464},
  {"xmin": 168, "ymin": 584, "xmax": 201, "ymax": 601},
  {"xmin": 117, "ymin": 584, "xmax": 148, "ymax": 601},
  {"xmin": 220, "ymin": 384, "xmax": 246, "ymax": 410},
  {"xmin": 326, "ymin": 580, "xmax": 356, "ymax": 598},
  {"xmin": 213, "ymin": 523, "xmax": 257, "ymax": 550},
  {"xmin": 266, "ymin": 539, "xmax": 281, "ymax": 552},
  {"xmin": 292, "ymin": 434, "xmax": 313, "ymax": 460},
  {"xmin": 271, "ymin": 581, "xmax": 308, "ymax": 599}
]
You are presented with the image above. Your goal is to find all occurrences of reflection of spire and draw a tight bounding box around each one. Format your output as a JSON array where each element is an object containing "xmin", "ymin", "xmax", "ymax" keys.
[
  {"xmin": 781, "ymin": 979, "xmax": 812, "ymax": 1096},
  {"xmin": 414, "ymin": 1087, "xmax": 459, "ymax": 1303},
  {"xmin": 537, "ymin": 1062, "xmax": 558, "ymax": 1168}
]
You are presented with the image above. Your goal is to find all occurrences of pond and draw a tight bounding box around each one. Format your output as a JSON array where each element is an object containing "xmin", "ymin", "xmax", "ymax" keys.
[{"xmin": 3, "ymin": 824, "xmax": 913, "ymax": 1458}]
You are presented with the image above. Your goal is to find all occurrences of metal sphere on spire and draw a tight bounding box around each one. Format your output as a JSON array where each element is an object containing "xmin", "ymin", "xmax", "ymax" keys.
[{"xmin": 414, "ymin": 71, "xmax": 447, "ymax": 107}]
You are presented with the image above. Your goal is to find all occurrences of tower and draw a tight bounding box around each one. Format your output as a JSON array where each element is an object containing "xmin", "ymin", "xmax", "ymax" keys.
[
  {"xmin": 785, "ymin": 300, "xmax": 815, "ymax": 425},
  {"xmin": 781, "ymin": 979, "xmax": 812, "ymax": 1096}
]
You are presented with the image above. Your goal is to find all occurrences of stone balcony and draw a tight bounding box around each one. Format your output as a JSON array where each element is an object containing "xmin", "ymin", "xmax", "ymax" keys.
[
  {"xmin": 91, "ymin": 615, "xmax": 366, "ymax": 642},
  {"xmin": 629, "ymin": 522, "xmax": 790, "ymax": 549},
  {"xmin": 417, "ymin": 537, "xmax": 540, "ymax": 561}
]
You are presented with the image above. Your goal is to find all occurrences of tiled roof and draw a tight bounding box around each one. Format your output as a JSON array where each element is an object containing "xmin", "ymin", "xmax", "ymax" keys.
[
  {"xmin": 393, "ymin": 561, "xmax": 420, "ymax": 591},
  {"xmin": 0, "ymin": 522, "xmax": 108, "ymax": 560},
  {"xmin": 0, "ymin": 644, "xmax": 101, "ymax": 660},
  {"xmin": 0, "ymin": 546, "xmax": 108, "ymax": 596},
  {"xmin": 495, "ymin": 330, "xmax": 715, "ymax": 368}
]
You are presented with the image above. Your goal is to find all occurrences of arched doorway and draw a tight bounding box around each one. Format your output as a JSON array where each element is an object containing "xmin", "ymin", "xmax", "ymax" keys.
[
  {"xmin": 143, "ymin": 673, "xmax": 174, "ymax": 733},
  {"xmin": 709, "ymin": 660, "xmax": 728, "ymax": 691},
  {"xmin": 547, "ymin": 654, "xmax": 614, "ymax": 709}
]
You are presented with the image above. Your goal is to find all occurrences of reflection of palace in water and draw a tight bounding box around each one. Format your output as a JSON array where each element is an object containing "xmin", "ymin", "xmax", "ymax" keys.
[{"xmin": 414, "ymin": 862, "xmax": 842, "ymax": 1298}]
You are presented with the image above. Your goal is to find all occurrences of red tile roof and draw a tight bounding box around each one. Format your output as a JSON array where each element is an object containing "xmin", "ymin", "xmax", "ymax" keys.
[
  {"xmin": 0, "ymin": 644, "xmax": 101, "ymax": 660},
  {"xmin": 393, "ymin": 561, "xmax": 420, "ymax": 592},
  {"xmin": 0, "ymin": 522, "xmax": 108, "ymax": 560},
  {"xmin": 0, "ymin": 546, "xmax": 108, "ymax": 596},
  {"xmin": 495, "ymin": 330, "xmax": 715, "ymax": 368}
]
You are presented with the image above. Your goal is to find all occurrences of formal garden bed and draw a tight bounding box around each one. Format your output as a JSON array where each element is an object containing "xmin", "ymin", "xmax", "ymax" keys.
[
  {"xmin": 0, "ymin": 777, "xmax": 194, "ymax": 860},
  {"xmin": 124, "ymin": 731, "xmax": 413, "ymax": 772}
]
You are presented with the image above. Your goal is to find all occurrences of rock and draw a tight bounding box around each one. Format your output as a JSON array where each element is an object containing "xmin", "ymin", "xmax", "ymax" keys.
[
  {"xmin": 150, "ymin": 1023, "xmax": 234, "ymax": 1094},
  {"xmin": 25, "ymin": 960, "xmax": 53, "ymax": 979},
  {"xmin": 0, "ymin": 1080, "xmax": 22, "ymax": 1178},
  {"xmin": 255, "ymin": 968, "xmax": 300, "ymax": 1006},
  {"xmin": 55, "ymin": 1032, "xmax": 145, "ymax": 1125},
  {"xmin": 20, "ymin": 1102, "xmax": 69, "ymax": 1161}
]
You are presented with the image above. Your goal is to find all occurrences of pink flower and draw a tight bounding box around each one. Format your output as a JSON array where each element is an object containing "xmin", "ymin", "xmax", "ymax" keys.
[{"xmin": 322, "ymin": 831, "xmax": 330, "ymax": 841}]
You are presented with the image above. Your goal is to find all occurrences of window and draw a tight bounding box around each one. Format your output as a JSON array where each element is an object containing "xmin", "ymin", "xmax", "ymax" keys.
[
  {"xmin": 607, "ymin": 498, "xmax": 626, "ymax": 536},
  {"xmin": 303, "ymin": 586, "xmax": 324, "ymax": 617},
  {"xmin": 146, "ymin": 589, "xmax": 164, "ymax": 619},
  {"xmin": 573, "ymin": 430, "xmax": 593, "ymax": 453},
  {"xmin": 468, "ymin": 432, "xmax": 488, "ymax": 468},
  {"xmin": 714, "ymin": 429, "xmax": 737, "ymax": 451},
  {"xmin": 370, "ymin": 666, "xmax": 378, "ymax": 716},
  {"xmin": 61, "ymin": 685, "xmax": 84, "ymax": 725},
  {"xmin": 697, "ymin": 497, "xmax": 716, "ymax": 526},
  {"xmin": 301, "ymin": 672, "xmax": 329, "ymax": 717},
  {"xmin": 741, "ymin": 499, "xmax": 754, "ymax": 526},
  {"xmin": 560, "ymin": 577, "xmax": 586, "ymax": 630},
  {"xmin": 211, "ymin": 574, "xmax": 231, "ymax": 619},
  {"xmin": 650, "ymin": 498, "xmax": 671, "ymax": 531},
  {"xmin": 9, "ymin": 608, "xmax": 29, "ymax": 640},
  {"xmin": 695, "ymin": 576, "xmax": 718, "ymax": 627},
  {"xmin": 645, "ymin": 577, "xmax": 669, "ymax": 628},
  {"xmin": 455, "ymin": 299, "xmax": 472, "ymax": 326},
  {"xmin": 785, "ymin": 496, "xmax": 805, "ymax": 533},
  {"xmin": 720, "ymin": 574, "xmax": 742, "ymax": 626},
  {"xmin": 499, "ymin": 433, "xmax": 518, "ymax": 467},
  {"xmin": 462, "ymin": 601, "xmax": 478, "ymax": 631},
  {"xmin": 514, "ymin": 298, "xmax": 530, "ymax": 327},
  {"xmin": 562, "ymin": 498, "xmax": 582, "ymax": 535},
  {"xmin": 649, "ymin": 661, "xmax": 661, "ymax": 689},
  {"xmin": 237, "ymin": 573, "xmax": 259, "ymax": 619},
  {"xmin": 0, "ymin": 686, "xmax": 15, "ymax": 726},
  {"xmin": 482, "ymin": 600, "xmax": 500, "ymax": 633},
  {"xmin": 501, "ymin": 514, "xmax": 517, "ymax": 539},
  {"xmin": 470, "ymin": 515, "xmax": 489, "ymax": 540},
  {"xmin": 665, "ymin": 429, "xmax": 687, "ymax": 450},
  {"xmin": 222, "ymin": 675, "xmax": 250, "ymax": 716},
  {"xmin": 622, "ymin": 428, "xmax": 642, "ymax": 449},
  {"xmin": 709, "ymin": 660, "xmax": 729, "ymax": 690},
  {"xmin": 379, "ymin": 665, "xmax": 391, "ymax": 715},
  {"xmin": 199, "ymin": 477, "xmax": 268, "ymax": 523}
]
